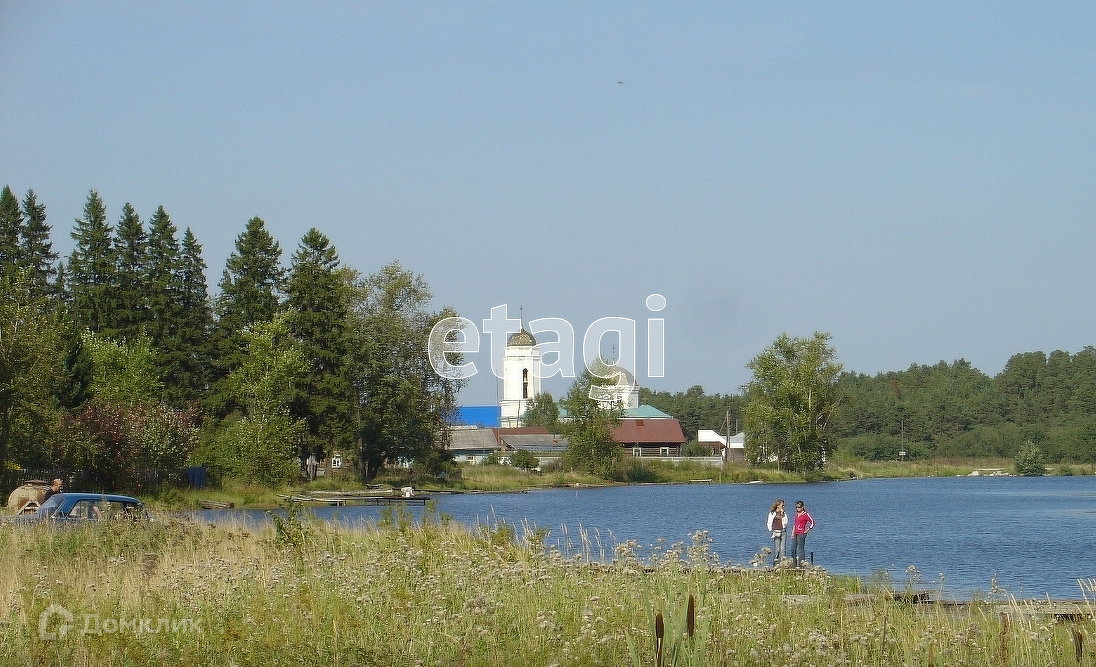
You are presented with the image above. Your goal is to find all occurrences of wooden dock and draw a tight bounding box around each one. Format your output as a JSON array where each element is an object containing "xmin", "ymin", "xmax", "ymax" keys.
[
  {"xmin": 277, "ymin": 492, "xmax": 430, "ymax": 506},
  {"xmin": 843, "ymin": 592, "xmax": 1094, "ymax": 619},
  {"xmin": 198, "ymin": 500, "xmax": 235, "ymax": 509},
  {"xmin": 353, "ymin": 495, "xmax": 429, "ymax": 506}
]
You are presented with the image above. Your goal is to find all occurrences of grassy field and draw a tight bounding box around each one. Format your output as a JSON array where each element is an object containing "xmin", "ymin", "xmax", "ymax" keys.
[{"xmin": 2, "ymin": 509, "xmax": 1092, "ymax": 666}]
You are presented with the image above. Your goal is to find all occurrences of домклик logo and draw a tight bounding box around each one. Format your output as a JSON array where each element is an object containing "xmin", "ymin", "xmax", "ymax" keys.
[{"xmin": 38, "ymin": 604, "xmax": 74, "ymax": 640}]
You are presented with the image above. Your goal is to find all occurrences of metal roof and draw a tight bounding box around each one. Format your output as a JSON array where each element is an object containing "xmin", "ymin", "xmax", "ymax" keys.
[
  {"xmin": 451, "ymin": 405, "xmax": 501, "ymax": 428},
  {"xmin": 447, "ymin": 427, "xmax": 499, "ymax": 452},
  {"xmin": 499, "ymin": 433, "xmax": 569, "ymax": 453},
  {"xmin": 623, "ymin": 405, "xmax": 673, "ymax": 419},
  {"xmin": 611, "ymin": 418, "xmax": 686, "ymax": 445}
]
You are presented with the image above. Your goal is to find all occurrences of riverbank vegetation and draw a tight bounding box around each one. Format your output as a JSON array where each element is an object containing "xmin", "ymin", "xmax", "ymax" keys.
[
  {"xmin": 140, "ymin": 462, "xmax": 808, "ymax": 509},
  {"xmin": 138, "ymin": 453, "xmax": 1090, "ymax": 511},
  {"xmin": 3, "ymin": 511, "xmax": 1092, "ymax": 666}
]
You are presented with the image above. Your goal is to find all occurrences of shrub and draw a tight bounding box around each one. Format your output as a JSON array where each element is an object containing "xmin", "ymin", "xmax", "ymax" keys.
[
  {"xmin": 612, "ymin": 460, "xmax": 662, "ymax": 483},
  {"xmin": 1014, "ymin": 441, "xmax": 1047, "ymax": 476},
  {"xmin": 510, "ymin": 450, "xmax": 539, "ymax": 471}
]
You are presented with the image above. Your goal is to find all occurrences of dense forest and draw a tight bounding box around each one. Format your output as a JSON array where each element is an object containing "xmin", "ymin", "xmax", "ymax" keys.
[
  {"xmin": 3, "ymin": 185, "xmax": 1093, "ymax": 493},
  {"xmin": 0, "ymin": 186, "xmax": 459, "ymax": 488},
  {"xmin": 641, "ymin": 352, "xmax": 1096, "ymax": 464},
  {"xmin": 832, "ymin": 353, "xmax": 1096, "ymax": 463}
]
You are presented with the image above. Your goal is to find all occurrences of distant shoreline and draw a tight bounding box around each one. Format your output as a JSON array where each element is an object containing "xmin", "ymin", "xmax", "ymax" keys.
[{"xmin": 132, "ymin": 456, "xmax": 1094, "ymax": 511}]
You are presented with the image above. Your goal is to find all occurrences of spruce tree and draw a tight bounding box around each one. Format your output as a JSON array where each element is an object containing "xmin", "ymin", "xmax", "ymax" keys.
[
  {"xmin": 54, "ymin": 322, "xmax": 94, "ymax": 412},
  {"xmin": 172, "ymin": 228, "xmax": 213, "ymax": 405},
  {"xmin": 0, "ymin": 185, "xmax": 24, "ymax": 279},
  {"xmin": 68, "ymin": 190, "xmax": 117, "ymax": 335},
  {"xmin": 52, "ymin": 261, "xmax": 68, "ymax": 310},
  {"xmin": 208, "ymin": 216, "xmax": 284, "ymax": 415},
  {"xmin": 113, "ymin": 202, "xmax": 149, "ymax": 343},
  {"xmin": 19, "ymin": 189, "xmax": 58, "ymax": 298},
  {"xmin": 145, "ymin": 206, "xmax": 184, "ymax": 404},
  {"xmin": 216, "ymin": 216, "xmax": 283, "ymax": 327},
  {"xmin": 286, "ymin": 228, "xmax": 353, "ymax": 457}
]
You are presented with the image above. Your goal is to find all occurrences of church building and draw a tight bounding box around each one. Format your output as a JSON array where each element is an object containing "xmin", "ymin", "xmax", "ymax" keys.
[
  {"xmin": 499, "ymin": 324, "xmax": 541, "ymax": 428},
  {"xmin": 449, "ymin": 313, "xmax": 687, "ymax": 461}
]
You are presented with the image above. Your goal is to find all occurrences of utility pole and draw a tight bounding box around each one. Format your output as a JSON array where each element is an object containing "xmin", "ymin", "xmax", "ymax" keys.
[
  {"xmin": 899, "ymin": 419, "xmax": 906, "ymax": 462},
  {"xmin": 725, "ymin": 405, "xmax": 731, "ymax": 462}
]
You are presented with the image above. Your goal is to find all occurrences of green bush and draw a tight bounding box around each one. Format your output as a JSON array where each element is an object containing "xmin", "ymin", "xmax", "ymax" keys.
[
  {"xmin": 510, "ymin": 450, "xmax": 539, "ymax": 471},
  {"xmin": 1014, "ymin": 441, "xmax": 1047, "ymax": 476},
  {"xmin": 612, "ymin": 460, "xmax": 662, "ymax": 483}
]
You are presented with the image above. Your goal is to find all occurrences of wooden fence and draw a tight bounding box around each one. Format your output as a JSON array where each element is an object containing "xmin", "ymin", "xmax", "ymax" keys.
[{"xmin": 0, "ymin": 466, "xmax": 217, "ymax": 498}]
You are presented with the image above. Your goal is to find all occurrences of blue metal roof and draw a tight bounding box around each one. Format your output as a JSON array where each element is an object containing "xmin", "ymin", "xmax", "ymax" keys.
[
  {"xmin": 557, "ymin": 404, "xmax": 673, "ymax": 420},
  {"xmin": 451, "ymin": 405, "xmax": 501, "ymax": 428},
  {"xmin": 624, "ymin": 405, "xmax": 673, "ymax": 419}
]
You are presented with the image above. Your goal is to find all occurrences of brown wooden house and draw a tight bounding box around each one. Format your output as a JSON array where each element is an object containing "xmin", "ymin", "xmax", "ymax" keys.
[{"xmin": 612, "ymin": 418, "xmax": 686, "ymax": 457}]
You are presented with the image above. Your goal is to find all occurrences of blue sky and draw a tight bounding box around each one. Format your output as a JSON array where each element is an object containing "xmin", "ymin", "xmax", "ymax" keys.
[{"xmin": 2, "ymin": 2, "xmax": 1094, "ymax": 405}]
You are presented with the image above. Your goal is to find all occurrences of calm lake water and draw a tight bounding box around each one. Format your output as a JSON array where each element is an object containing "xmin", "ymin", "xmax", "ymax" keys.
[{"xmin": 198, "ymin": 475, "xmax": 1096, "ymax": 600}]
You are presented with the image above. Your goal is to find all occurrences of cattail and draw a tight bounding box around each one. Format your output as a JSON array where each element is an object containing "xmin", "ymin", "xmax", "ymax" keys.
[
  {"xmin": 686, "ymin": 594, "xmax": 695, "ymax": 638},
  {"xmin": 1072, "ymin": 628, "xmax": 1084, "ymax": 663},
  {"xmin": 998, "ymin": 613, "xmax": 1010, "ymax": 667},
  {"xmin": 655, "ymin": 611, "xmax": 664, "ymax": 667}
]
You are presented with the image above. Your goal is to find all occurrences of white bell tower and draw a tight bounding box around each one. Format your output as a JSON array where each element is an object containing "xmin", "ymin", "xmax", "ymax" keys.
[{"xmin": 500, "ymin": 323, "xmax": 541, "ymax": 427}]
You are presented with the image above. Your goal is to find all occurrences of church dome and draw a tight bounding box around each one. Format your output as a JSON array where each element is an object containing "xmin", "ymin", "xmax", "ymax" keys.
[{"xmin": 507, "ymin": 328, "xmax": 537, "ymax": 347}]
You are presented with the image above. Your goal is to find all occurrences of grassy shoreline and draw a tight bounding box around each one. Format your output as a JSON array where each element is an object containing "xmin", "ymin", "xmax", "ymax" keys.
[
  {"xmin": 136, "ymin": 456, "xmax": 1091, "ymax": 511},
  {"xmin": 3, "ymin": 511, "xmax": 1091, "ymax": 666}
]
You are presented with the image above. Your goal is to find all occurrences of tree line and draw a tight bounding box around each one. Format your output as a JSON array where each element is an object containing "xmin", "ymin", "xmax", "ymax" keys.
[
  {"xmin": 629, "ymin": 335, "xmax": 1096, "ymax": 471},
  {"xmin": 832, "ymin": 349, "xmax": 1096, "ymax": 464},
  {"xmin": 4, "ymin": 185, "xmax": 1091, "ymax": 486},
  {"xmin": 0, "ymin": 186, "xmax": 460, "ymax": 488}
]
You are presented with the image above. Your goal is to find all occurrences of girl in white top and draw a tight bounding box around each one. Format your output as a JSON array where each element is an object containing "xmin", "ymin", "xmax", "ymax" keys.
[{"xmin": 767, "ymin": 499, "xmax": 787, "ymax": 567}]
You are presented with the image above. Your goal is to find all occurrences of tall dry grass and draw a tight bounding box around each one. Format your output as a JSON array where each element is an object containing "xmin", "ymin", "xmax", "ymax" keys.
[{"xmin": 1, "ymin": 509, "xmax": 1091, "ymax": 666}]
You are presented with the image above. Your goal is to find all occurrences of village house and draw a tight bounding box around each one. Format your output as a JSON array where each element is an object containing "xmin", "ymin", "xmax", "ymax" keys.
[
  {"xmin": 614, "ymin": 411, "xmax": 687, "ymax": 457},
  {"xmin": 698, "ymin": 429, "xmax": 746, "ymax": 462},
  {"xmin": 450, "ymin": 317, "xmax": 704, "ymax": 463}
]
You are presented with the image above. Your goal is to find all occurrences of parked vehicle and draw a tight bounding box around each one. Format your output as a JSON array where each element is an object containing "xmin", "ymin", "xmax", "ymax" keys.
[{"xmin": 16, "ymin": 493, "xmax": 148, "ymax": 524}]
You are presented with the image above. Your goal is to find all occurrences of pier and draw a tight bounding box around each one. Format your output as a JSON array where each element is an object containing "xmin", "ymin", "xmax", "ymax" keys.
[
  {"xmin": 277, "ymin": 491, "xmax": 430, "ymax": 506},
  {"xmin": 843, "ymin": 592, "xmax": 1094, "ymax": 620}
]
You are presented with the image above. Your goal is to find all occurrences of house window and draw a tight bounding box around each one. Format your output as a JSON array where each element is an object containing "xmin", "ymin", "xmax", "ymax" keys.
[
  {"xmin": 522, "ymin": 368, "xmax": 529, "ymax": 399},
  {"xmin": 632, "ymin": 447, "xmax": 642, "ymax": 458},
  {"xmin": 659, "ymin": 447, "xmax": 670, "ymax": 457}
]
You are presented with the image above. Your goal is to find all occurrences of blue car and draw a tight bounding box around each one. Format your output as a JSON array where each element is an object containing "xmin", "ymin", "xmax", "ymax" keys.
[{"xmin": 20, "ymin": 492, "xmax": 148, "ymax": 524}]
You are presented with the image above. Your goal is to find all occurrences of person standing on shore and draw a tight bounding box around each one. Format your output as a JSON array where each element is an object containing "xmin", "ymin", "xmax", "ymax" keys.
[
  {"xmin": 767, "ymin": 499, "xmax": 787, "ymax": 567},
  {"xmin": 791, "ymin": 500, "xmax": 814, "ymax": 568}
]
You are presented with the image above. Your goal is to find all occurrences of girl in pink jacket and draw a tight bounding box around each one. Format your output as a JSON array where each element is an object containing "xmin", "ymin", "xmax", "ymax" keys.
[{"xmin": 791, "ymin": 500, "xmax": 814, "ymax": 568}]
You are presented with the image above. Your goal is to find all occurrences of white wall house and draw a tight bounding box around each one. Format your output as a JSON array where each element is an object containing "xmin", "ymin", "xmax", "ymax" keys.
[
  {"xmin": 698, "ymin": 429, "xmax": 746, "ymax": 462},
  {"xmin": 698, "ymin": 429, "xmax": 726, "ymax": 450}
]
